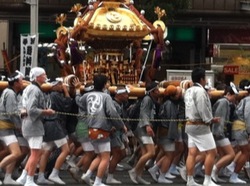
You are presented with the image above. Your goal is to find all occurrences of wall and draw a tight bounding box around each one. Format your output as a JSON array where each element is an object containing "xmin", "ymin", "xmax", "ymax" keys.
[
  {"xmin": 0, "ymin": 20, "xmax": 9, "ymax": 70},
  {"xmin": 190, "ymin": 0, "xmax": 240, "ymax": 11}
]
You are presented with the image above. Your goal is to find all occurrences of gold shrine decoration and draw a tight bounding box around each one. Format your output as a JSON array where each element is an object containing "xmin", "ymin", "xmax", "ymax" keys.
[
  {"xmin": 55, "ymin": 14, "xmax": 67, "ymax": 27},
  {"xmin": 85, "ymin": 1, "xmax": 151, "ymax": 40},
  {"xmin": 154, "ymin": 6, "xmax": 166, "ymax": 20},
  {"xmin": 70, "ymin": 3, "xmax": 84, "ymax": 14},
  {"xmin": 153, "ymin": 6, "xmax": 167, "ymax": 33},
  {"xmin": 55, "ymin": 14, "xmax": 68, "ymax": 38},
  {"xmin": 106, "ymin": 11, "xmax": 122, "ymax": 23}
]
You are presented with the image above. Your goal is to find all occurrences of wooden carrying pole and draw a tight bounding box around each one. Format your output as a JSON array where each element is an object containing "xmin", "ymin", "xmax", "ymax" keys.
[{"xmin": 0, "ymin": 80, "xmax": 248, "ymax": 100}]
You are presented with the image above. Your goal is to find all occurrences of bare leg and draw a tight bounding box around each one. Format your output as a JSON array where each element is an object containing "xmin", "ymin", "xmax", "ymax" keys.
[{"xmin": 135, "ymin": 144, "xmax": 155, "ymax": 176}]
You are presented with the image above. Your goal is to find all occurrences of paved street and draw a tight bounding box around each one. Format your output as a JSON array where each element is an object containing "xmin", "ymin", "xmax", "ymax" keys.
[{"xmin": 41, "ymin": 161, "xmax": 249, "ymax": 186}]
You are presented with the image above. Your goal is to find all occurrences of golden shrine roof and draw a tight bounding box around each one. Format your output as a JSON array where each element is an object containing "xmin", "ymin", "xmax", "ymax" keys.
[{"xmin": 75, "ymin": 1, "xmax": 151, "ymax": 51}]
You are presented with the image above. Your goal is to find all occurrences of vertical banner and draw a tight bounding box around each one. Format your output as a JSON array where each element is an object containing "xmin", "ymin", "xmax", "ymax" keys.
[{"xmin": 20, "ymin": 34, "xmax": 38, "ymax": 77}]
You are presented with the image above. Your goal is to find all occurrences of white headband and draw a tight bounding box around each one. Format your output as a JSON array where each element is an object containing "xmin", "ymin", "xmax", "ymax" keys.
[
  {"xmin": 84, "ymin": 85, "xmax": 94, "ymax": 92},
  {"xmin": 205, "ymin": 78, "xmax": 213, "ymax": 90},
  {"xmin": 244, "ymin": 85, "xmax": 250, "ymax": 90},
  {"xmin": 116, "ymin": 86, "xmax": 130, "ymax": 94},
  {"xmin": 8, "ymin": 74, "xmax": 21, "ymax": 82},
  {"xmin": 7, "ymin": 70, "xmax": 24, "ymax": 82},
  {"xmin": 55, "ymin": 77, "xmax": 63, "ymax": 82},
  {"xmin": 146, "ymin": 85, "xmax": 158, "ymax": 93},
  {"xmin": 230, "ymin": 82, "xmax": 239, "ymax": 94},
  {"xmin": 116, "ymin": 89, "xmax": 127, "ymax": 94}
]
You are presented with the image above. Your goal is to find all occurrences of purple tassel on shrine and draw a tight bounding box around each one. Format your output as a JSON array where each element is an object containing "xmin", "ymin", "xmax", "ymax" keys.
[
  {"xmin": 152, "ymin": 47, "xmax": 162, "ymax": 69},
  {"xmin": 70, "ymin": 40, "xmax": 85, "ymax": 66}
]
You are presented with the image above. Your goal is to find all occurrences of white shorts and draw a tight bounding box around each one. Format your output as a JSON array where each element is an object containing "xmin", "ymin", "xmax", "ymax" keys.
[
  {"xmin": 42, "ymin": 138, "xmax": 68, "ymax": 151},
  {"xmin": 26, "ymin": 136, "xmax": 43, "ymax": 149},
  {"xmin": 215, "ymin": 138, "xmax": 231, "ymax": 147},
  {"xmin": 139, "ymin": 136, "xmax": 154, "ymax": 145},
  {"xmin": 81, "ymin": 141, "xmax": 94, "ymax": 152},
  {"xmin": 187, "ymin": 133, "xmax": 216, "ymax": 152},
  {"xmin": 91, "ymin": 140, "xmax": 111, "ymax": 153},
  {"xmin": 0, "ymin": 135, "xmax": 18, "ymax": 146}
]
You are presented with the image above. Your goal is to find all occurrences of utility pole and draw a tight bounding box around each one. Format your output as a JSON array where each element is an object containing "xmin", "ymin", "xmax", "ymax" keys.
[{"xmin": 25, "ymin": 0, "xmax": 38, "ymax": 67}]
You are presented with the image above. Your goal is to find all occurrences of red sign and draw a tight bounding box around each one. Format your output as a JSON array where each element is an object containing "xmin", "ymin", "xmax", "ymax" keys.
[{"xmin": 223, "ymin": 65, "xmax": 239, "ymax": 75}]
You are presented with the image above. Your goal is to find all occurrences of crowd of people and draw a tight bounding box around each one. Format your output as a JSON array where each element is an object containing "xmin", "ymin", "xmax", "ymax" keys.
[{"xmin": 0, "ymin": 66, "xmax": 249, "ymax": 186}]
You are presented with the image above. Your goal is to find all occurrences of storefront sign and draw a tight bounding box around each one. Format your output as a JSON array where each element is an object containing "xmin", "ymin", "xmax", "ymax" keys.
[
  {"xmin": 238, "ymin": 65, "xmax": 250, "ymax": 74},
  {"xmin": 223, "ymin": 65, "xmax": 239, "ymax": 75},
  {"xmin": 223, "ymin": 65, "xmax": 250, "ymax": 75},
  {"xmin": 166, "ymin": 70, "xmax": 214, "ymax": 87}
]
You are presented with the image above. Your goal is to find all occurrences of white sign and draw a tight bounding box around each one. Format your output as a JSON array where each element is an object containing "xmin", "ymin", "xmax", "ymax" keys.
[
  {"xmin": 20, "ymin": 34, "xmax": 38, "ymax": 77},
  {"xmin": 166, "ymin": 69, "xmax": 215, "ymax": 87}
]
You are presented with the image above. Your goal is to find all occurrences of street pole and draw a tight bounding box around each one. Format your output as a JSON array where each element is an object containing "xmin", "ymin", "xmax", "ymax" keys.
[{"xmin": 25, "ymin": 0, "xmax": 38, "ymax": 67}]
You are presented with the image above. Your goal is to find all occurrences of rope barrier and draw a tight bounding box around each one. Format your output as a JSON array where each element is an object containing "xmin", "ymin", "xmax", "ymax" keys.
[
  {"xmin": 0, "ymin": 111, "xmax": 20, "ymax": 116},
  {"xmin": 56, "ymin": 111, "xmax": 188, "ymax": 123},
  {"xmin": 0, "ymin": 110, "xmax": 234, "ymax": 124}
]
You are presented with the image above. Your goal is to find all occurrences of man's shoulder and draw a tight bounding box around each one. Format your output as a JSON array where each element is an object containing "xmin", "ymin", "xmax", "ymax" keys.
[
  {"xmin": 85, "ymin": 91, "xmax": 112, "ymax": 101},
  {"xmin": 190, "ymin": 86, "xmax": 205, "ymax": 94},
  {"xmin": 24, "ymin": 83, "xmax": 39, "ymax": 92},
  {"xmin": 142, "ymin": 95, "xmax": 152, "ymax": 101},
  {"xmin": 2, "ymin": 88, "xmax": 15, "ymax": 96}
]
